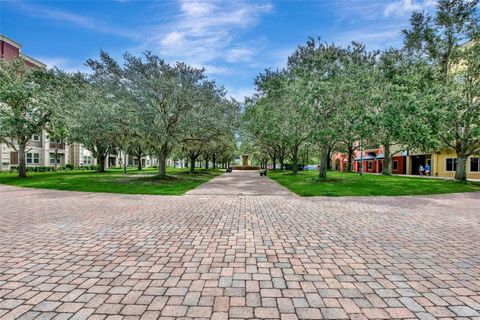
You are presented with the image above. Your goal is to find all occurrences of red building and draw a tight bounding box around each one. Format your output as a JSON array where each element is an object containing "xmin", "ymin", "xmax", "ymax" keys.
[
  {"xmin": 0, "ymin": 34, "xmax": 46, "ymax": 68},
  {"xmin": 332, "ymin": 147, "xmax": 407, "ymax": 175}
]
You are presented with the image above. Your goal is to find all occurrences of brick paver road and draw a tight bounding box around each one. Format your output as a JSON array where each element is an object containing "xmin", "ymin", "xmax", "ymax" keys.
[
  {"xmin": 1, "ymin": 171, "xmax": 480, "ymax": 320},
  {"xmin": 186, "ymin": 171, "xmax": 293, "ymax": 196}
]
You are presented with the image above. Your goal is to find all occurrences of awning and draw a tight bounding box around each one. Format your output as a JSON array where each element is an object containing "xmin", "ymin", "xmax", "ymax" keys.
[
  {"xmin": 353, "ymin": 153, "xmax": 386, "ymax": 161},
  {"xmin": 353, "ymin": 155, "xmax": 377, "ymax": 161}
]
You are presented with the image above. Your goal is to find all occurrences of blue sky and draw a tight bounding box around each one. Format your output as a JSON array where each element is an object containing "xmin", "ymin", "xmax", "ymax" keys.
[{"xmin": 1, "ymin": 0, "xmax": 436, "ymax": 100}]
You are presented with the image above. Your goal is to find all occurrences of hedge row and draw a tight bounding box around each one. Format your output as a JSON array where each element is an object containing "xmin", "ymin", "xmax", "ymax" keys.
[{"xmin": 8, "ymin": 164, "xmax": 100, "ymax": 173}]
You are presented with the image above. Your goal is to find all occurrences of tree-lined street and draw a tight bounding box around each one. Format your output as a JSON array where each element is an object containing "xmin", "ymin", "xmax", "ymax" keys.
[{"xmin": 1, "ymin": 1, "xmax": 480, "ymax": 319}]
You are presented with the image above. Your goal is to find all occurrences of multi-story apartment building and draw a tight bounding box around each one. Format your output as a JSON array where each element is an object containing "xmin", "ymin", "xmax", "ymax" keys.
[
  {"xmin": 1, "ymin": 34, "xmax": 195, "ymax": 172},
  {"xmin": 0, "ymin": 34, "xmax": 74, "ymax": 171},
  {"xmin": 1, "ymin": 131, "xmax": 70, "ymax": 171},
  {"xmin": 68, "ymin": 144, "xmax": 97, "ymax": 167}
]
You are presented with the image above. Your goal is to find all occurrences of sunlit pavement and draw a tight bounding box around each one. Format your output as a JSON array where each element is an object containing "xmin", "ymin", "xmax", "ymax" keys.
[{"xmin": 1, "ymin": 172, "xmax": 479, "ymax": 319}]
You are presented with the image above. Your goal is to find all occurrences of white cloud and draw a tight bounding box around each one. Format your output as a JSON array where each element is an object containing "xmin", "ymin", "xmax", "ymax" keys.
[
  {"xmin": 226, "ymin": 48, "xmax": 255, "ymax": 62},
  {"xmin": 384, "ymin": 0, "xmax": 436, "ymax": 17},
  {"xmin": 37, "ymin": 57, "xmax": 69, "ymax": 69},
  {"xmin": 37, "ymin": 57, "xmax": 90, "ymax": 73},
  {"xmin": 12, "ymin": 1, "xmax": 138, "ymax": 39},
  {"xmin": 180, "ymin": 1, "xmax": 215, "ymax": 16},
  {"xmin": 142, "ymin": 0, "xmax": 272, "ymax": 68},
  {"xmin": 226, "ymin": 86, "xmax": 255, "ymax": 102},
  {"xmin": 161, "ymin": 31, "xmax": 185, "ymax": 47}
]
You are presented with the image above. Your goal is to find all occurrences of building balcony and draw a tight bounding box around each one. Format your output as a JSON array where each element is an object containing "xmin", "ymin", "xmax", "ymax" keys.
[{"xmin": 49, "ymin": 142, "xmax": 65, "ymax": 150}]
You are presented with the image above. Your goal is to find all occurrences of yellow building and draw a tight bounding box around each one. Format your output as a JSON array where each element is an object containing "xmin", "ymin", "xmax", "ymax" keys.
[
  {"xmin": 406, "ymin": 149, "xmax": 480, "ymax": 180},
  {"xmin": 432, "ymin": 150, "xmax": 480, "ymax": 180}
]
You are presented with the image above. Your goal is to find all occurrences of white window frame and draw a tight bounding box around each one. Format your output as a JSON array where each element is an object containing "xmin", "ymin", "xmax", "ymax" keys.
[
  {"xmin": 83, "ymin": 156, "xmax": 92, "ymax": 165},
  {"xmin": 445, "ymin": 158, "xmax": 456, "ymax": 172},
  {"xmin": 27, "ymin": 152, "xmax": 40, "ymax": 164},
  {"xmin": 33, "ymin": 153, "xmax": 40, "ymax": 164},
  {"xmin": 32, "ymin": 134, "xmax": 40, "ymax": 141},
  {"xmin": 50, "ymin": 153, "xmax": 61, "ymax": 164}
]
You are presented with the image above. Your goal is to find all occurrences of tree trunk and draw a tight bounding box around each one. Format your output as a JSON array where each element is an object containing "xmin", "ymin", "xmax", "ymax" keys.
[
  {"xmin": 280, "ymin": 156, "xmax": 284, "ymax": 170},
  {"xmin": 205, "ymin": 155, "xmax": 209, "ymax": 170},
  {"xmin": 292, "ymin": 145, "xmax": 299, "ymax": 174},
  {"xmin": 123, "ymin": 150, "xmax": 127, "ymax": 175},
  {"xmin": 347, "ymin": 145, "xmax": 353, "ymax": 172},
  {"xmin": 212, "ymin": 154, "xmax": 216, "ymax": 169},
  {"xmin": 455, "ymin": 154, "xmax": 467, "ymax": 181},
  {"xmin": 272, "ymin": 156, "xmax": 276, "ymax": 170},
  {"xmin": 18, "ymin": 141, "xmax": 27, "ymax": 178},
  {"xmin": 54, "ymin": 145, "xmax": 59, "ymax": 171},
  {"xmin": 190, "ymin": 156, "xmax": 197, "ymax": 174},
  {"xmin": 318, "ymin": 148, "xmax": 329, "ymax": 181},
  {"xmin": 158, "ymin": 153, "xmax": 167, "ymax": 178},
  {"xmin": 98, "ymin": 154, "xmax": 106, "ymax": 172},
  {"xmin": 383, "ymin": 143, "xmax": 391, "ymax": 175},
  {"xmin": 137, "ymin": 153, "xmax": 142, "ymax": 171},
  {"xmin": 327, "ymin": 145, "xmax": 334, "ymax": 170}
]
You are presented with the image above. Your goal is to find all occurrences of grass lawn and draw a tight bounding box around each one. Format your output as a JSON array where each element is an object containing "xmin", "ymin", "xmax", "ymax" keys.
[
  {"xmin": 0, "ymin": 167, "xmax": 224, "ymax": 195},
  {"xmin": 268, "ymin": 170, "xmax": 480, "ymax": 197}
]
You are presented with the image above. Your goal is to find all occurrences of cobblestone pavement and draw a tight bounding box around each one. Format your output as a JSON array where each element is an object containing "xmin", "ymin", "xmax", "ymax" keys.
[
  {"xmin": 186, "ymin": 171, "xmax": 293, "ymax": 196},
  {"xmin": 0, "ymin": 172, "xmax": 480, "ymax": 320}
]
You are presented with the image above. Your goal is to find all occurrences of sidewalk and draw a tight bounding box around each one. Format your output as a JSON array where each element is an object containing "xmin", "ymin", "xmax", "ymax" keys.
[{"xmin": 186, "ymin": 170, "xmax": 294, "ymax": 196}]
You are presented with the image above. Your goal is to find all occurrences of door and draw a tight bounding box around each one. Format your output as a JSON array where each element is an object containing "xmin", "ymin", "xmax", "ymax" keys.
[{"xmin": 411, "ymin": 155, "xmax": 426, "ymax": 175}]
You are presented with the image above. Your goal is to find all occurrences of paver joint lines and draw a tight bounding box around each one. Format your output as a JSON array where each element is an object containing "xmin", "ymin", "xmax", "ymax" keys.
[{"xmin": 0, "ymin": 171, "xmax": 480, "ymax": 319}]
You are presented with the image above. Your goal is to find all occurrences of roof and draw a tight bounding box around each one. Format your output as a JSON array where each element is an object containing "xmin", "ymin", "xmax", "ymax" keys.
[
  {"xmin": 353, "ymin": 154, "xmax": 377, "ymax": 161},
  {"xmin": 0, "ymin": 34, "xmax": 21, "ymax": 49},
  {"xmin": 19, "ymin": 53, "xmax": 46, "ymax": 68},
  {"xmin": 353, "ymin": 153, "xmax": 386, "ymax": 161},
  {"xmin": 0, "ymin": 34, "xmax": 46, "ymax": 68}
]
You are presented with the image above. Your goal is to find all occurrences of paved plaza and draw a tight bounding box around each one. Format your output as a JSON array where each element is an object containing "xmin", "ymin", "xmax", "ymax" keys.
[{"xmin": 1, "ymin": 171, "xmax": 480, "ymax": 319}]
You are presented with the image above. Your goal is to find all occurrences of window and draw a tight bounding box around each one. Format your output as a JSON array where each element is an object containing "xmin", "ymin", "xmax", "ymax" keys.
[
  {"xmin": 368, "ymin": 161, "xmax": 372, "ymax": 170},
  {"xmin": 470, "ymin": 157, "xmax": 479, "ymax": 172},
  {"xmin": 10, "ymin": 152, "xmax": 18, "ymax": 165},
  {"xmin": 32, "ymin": 134, "xmax": 40, "ymax": 141},
  {"xmin": 393, "ymin": 160, "xmax": 398, "ymax": 171},
  {"xmin": 83, "ymin": 156, "xmax": 92, "ymax": 165},
  {"xmin": 446, "ymin": 158, "xmax": 457, "ymax": 172},
  {"xmin": 50, "ymin": 153, "xmax": 61, "ymax": 164},
  {"xmin": 27, "ymin": 153, "xmax": 40, "ymax": 164}
]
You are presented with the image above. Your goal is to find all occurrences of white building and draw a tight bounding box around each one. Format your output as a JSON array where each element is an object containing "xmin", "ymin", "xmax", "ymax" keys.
[{"xmin": 1, "ymin": 131, "xmax": 71, "ymax": 171}]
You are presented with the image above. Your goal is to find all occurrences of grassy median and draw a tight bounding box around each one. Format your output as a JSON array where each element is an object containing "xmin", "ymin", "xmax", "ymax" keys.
[
  {"xmin": 0, "ymin": 168, "xmax": 223, "ymax": 195},
  {"xmin": 268, "ymin": 170, "xmax": 480, "ymax": 197}
]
